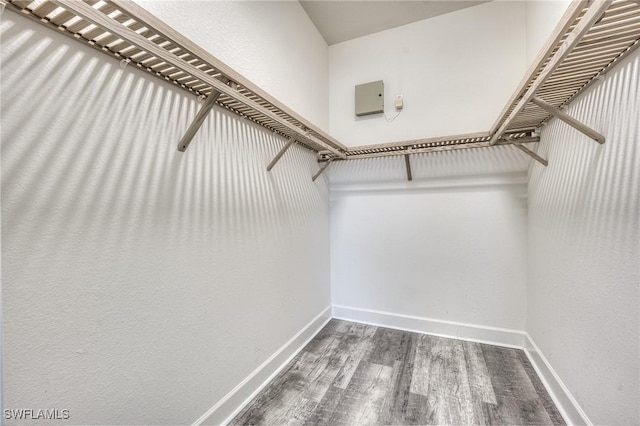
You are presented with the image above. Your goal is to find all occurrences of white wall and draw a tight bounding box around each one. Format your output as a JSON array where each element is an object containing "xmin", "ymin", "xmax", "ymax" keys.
[
  {"xmin": 525, "ymin": 0, "xmax": 571, "ymax": 66},
  {"xmin": 136, "ymin": 0, "xmax": 330, "ymax": 132},
  {"xmin": 1, "ymin": 9, "xmax": 330, "ymax": 425},
  {"xmin": 527, "ymin": 49, "xmax": 640, "ymax": 425},
  {"xmin": 329, "ymin": 1, "xmax": 527, "ymax": 147},
  {"xmin": 329, "ymin": 149, "xmax": 530, "ymax": 332}
]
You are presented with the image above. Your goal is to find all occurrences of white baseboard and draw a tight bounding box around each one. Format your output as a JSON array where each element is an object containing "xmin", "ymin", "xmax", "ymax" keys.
[
  {"xmin": 331, "ymin": 305, "xmax": 526, "ymax": 349},
  {"xmin": 524, "ymin": 334, "xmax": 592, "ymax": 426},
  {"xmin": 193, "ymin": 306, "xmax": 332, "ymax": 426}
]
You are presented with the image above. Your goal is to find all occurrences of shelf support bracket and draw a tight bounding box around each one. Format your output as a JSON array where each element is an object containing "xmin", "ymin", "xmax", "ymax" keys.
[
  {"xmin": 489, "ymin": 0, "xmax": 612, "ymax": 145},
  {"xmin": 267, "ymin": 137, "xmax": 296, "ymax": 171},
  {"xmin": 511, "ymin": 142, "xmax": 548, "ymax": 167},
  {"xmin": 177, "ymin": 90, "xmax": 222, "ymax": 152},
  {"xmin": 51, "ymin": 0, "xmax": 346, "ymax": 159},
  {"xmin": 404, "ymin": 154, "xmax": 413, "ymax": 181},
  {"xmin": 531, "ymin": 97, "xmax": 605, "ymax": 144},
  {"xmin": 312, "ymin": 159, "xmax": 333, "ymax": 182}
]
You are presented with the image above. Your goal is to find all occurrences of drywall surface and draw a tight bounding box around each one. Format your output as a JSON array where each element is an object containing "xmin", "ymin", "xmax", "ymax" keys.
[
  {"xmin": 136, "ymin": 0, "xmax": 330, "ymax": 131},
  {"xmin": 1, "ymin": 12, "xmax": 330, "ymax": 425},
  {"xmin": 329, "ymin": 151, "xmax": 529, "ymax": 331},
  {"xmin": 527, "ymin": 49, "xmax": 640, "ymax": 425},
  {"xmin": 525, "ymin": 0, "xmax": 571, "ymax": 66},
  {"xmin": 328, "ymin": 1, "xmax": 527, "ymax": 147}
]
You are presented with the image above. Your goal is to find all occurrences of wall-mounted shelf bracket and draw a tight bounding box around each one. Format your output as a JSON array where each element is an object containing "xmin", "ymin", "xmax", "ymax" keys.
[
  {"xmin": 511, "ymin": 141, "xmax": 548, "ymax": 167},
  {"xmin": 404, "ymin": 154, "xmax": 413, "ymax": 181},
  {"xmin": 531, "ymin": 97, "xmax": 605, "ymax": 144},
  {"xmin": 312, "ymin": 159, "xmax": 333, "ymax": 182},
  {"xmin": 267, "ymin": 137, "xmax": 296, "ymax": 171},
  {"xmin": 177, "ymin": 90, "xmax": 222, "ymax": 152},
  {"xmin": 489, "ymin": 0, "xmax": 612, "ymax": 146},
  {"xmin": 49, "ymin": 0, "xmax": 346, "ymax": 159}
]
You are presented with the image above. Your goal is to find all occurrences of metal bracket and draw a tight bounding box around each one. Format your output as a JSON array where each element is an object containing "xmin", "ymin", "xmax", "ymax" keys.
[
  {"xmin": 51, "ymin": 0, "xmax": 347, "ymax": 159},
  {"xmin": 489, "ymin": 0, "xmax": 611, "ymax": 146},
  {"xmin": 509, "ymin": 140, "xmax": 548, "ymax": 167},
  {"xmin": 312, "ymin": 159, "xmax": 333, "ymax": 182},
  {"xmin": 177, "ymin": 90, "xmax": 222, "ymax": 152},
  {"xmin": 404, "ymin": 154, "xmax": 413, "ymax": 181},
  {"xmin": 0, "ymin": 0, "xmax": 7, "ymax": 15},
  {"xmin": 266, "ymin": 137, "xmax": 296, "ymax": 171},
  {"xmin": 532, "ymin": 97, "xmax": 605, "ymax": 143}
]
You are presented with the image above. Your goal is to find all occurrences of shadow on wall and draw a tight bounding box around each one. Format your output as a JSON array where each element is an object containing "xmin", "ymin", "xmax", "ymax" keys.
[
  {"xmin": 530, "ymin": 54, "xmax": 639, "ymax": 253},
  {"xmin": 1, "ymin": 14, "xmax": 330, "ymax": 424},
  {"xmin": 1, "ymin": 18, "xmax": 328, "ymax": 264}
]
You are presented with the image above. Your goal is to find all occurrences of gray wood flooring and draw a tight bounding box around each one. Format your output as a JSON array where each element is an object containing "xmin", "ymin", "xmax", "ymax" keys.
[{"xmin": 229, "ymin": 319, "xmax": 565, "ymax": 426}]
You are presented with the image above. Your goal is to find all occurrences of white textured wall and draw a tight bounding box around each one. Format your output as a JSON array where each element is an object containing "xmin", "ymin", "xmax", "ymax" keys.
[
  {"xmin": 525, "ymin": 0, "xmax": 571, "ymax": 66},
  {"xmin": 329, "ymin": 149, "xmax": 530, "ymax": 331},
  {"xmin": 527, "ymin": 49, "xmax": 640, "ymax": 425},
  {"xmin": 136, "ymin": 0, "xmax": 330, "ymax": 131},
  {"xmin": 1, "ymin": 11, "xmax": 330, "ymax": 425},
  {"xmin": 329, "ymin": 1, "xmax": 527, "ymax": 147}
]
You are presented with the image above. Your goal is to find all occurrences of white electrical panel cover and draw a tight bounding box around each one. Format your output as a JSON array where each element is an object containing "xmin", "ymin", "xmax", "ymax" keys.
[{"xmin": 355, "ymin": 80, "xmax": 384, "ymax": 116}]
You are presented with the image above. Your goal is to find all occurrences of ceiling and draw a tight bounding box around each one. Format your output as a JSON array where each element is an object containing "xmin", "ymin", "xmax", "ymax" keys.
[{"xmin": 300, "ymin": 1, "xmax": 490, "ymax": 45}]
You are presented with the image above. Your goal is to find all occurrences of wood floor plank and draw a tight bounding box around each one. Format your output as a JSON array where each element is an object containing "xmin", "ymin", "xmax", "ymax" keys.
[
  {"xmin": 463, "ymin": 341, "xmax": 497, "ymax": 425},
  {"xmin": 379, "ymin": 333, "xmax": 420, "ymax": 425},
  {"xmin": 410, "ymin": 335, "xmax": 475, "ymax": 424},
  {"xmin": 324, "ymin": 361, "xmax": 394, "ymax": 425},
  {"xmin": 232, "ymin": 333, "xmax": 344, "ymax": 425},
  {"xmin": 470, "ymin": 397, "xmax": 491, "ymax": 426},
  {"xmin": 367, "ymin": 326, "xmax": 412, "ymax": 367},
  {"xmin": 302, "ymin": 319, "xmax": 345, "ymax": 354},
  {"xmin": 431, "ymin": 338, "xmax": 475, "ymax": 425},
  {"xmin": 229, "ymin": 350, "xmax": 315, "ymax": 425},
  {"xmin": 463, "ymin": 341, "xmax": 497, "ymax": 404},
  {"xmin": 280, "ymin": 397, "xmax": 316, "ymax": 426},
  {"xmin": 333, "ymin": 322, "xmax": 377, "ymax": 389},
  {"xmin": 516, "ymin": 350, "xmax": 566, "ymax": 425},
  {"xmin": 409, "ymin": 332, "xmax": 433, "ymax": 396},
  {"xmin": 230, "ymin": 320, "xmax": 565, "ymax": 426},
  {"xmin": 262, "ymin": 323, "xmax": 372, "ymax": 424},
  {"xmin": 297, "ymin": 322, "xmax": 373, "ymax": 404},
  {"xmin": 306, "ymin": 384, "xmax": 346, "ymax": 426},
  {"xmin": 379, "ymin": 360, "xmax": 403, "ymax": 424},
  {"xmin": 482, "ymin": 344, "xmax": 555, "ymax": 425}
]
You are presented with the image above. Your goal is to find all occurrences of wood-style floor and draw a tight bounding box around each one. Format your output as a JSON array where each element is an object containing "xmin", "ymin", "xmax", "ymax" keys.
[{"xmin": 230, "ymin": 319, "xmax": 565, "ymax": 426}]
